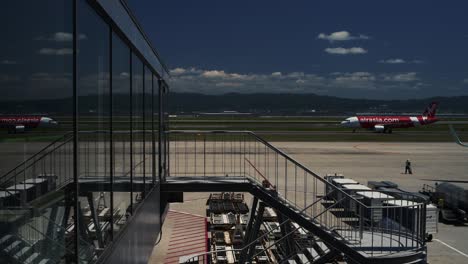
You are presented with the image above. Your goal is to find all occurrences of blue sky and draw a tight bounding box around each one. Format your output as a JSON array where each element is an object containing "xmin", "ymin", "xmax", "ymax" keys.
[{"xmin": 129, "ymin": 0, "xmax": 468, "ymax": 99}]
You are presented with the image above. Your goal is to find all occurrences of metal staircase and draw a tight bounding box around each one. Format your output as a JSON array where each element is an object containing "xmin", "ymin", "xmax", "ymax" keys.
[
  {"xmin": 0, "ymin": 130, "xmax": 428, "ymax": 263},
  {"xmin": 168, "ymin": 130, "xmax": 428, "ymax": 264}
]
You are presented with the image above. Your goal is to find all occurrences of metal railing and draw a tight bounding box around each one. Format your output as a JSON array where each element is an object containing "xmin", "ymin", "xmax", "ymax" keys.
[
  {"xmin": 0, "ymin": 189, "xmax": 95, "ymax": 263},
  {"xmin": 0, "ymin": 132, "xmax": 74, "ymax": 190},
  {"xmin": 167, "ymin": 130, "xmax": 427, "ymax": 258},
  {"xmin": 181, "ymin": 210, "xmax": 329, "ymax": 263}
]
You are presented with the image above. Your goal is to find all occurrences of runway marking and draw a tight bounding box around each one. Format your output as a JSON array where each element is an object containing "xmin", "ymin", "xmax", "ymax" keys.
[{"xmin": 433, "ymin": 239, "xmax": 468, "ymax": 258}]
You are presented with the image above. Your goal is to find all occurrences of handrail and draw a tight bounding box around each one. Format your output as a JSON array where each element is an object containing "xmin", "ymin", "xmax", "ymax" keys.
[
  {"xmin": 0, "ymin": 132, "xmax": 73, "ymax": 182},
  {"xmin": 167, "ymin": 130, "xmax": 427, "ymax": 209},
  {"xmin": 0, "ymin": 129, "xmax": 152, "ymax": 187},
  {"xmin": 182, "ymin": 189, "xmax": 345, "ymax": 263}
]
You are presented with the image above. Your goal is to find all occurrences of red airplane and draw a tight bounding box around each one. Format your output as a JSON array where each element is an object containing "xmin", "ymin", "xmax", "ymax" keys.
[
  {"xmin": 341, "ymin": 102, "xmax": 439, "ymax": 133},
  {"xmin": 0, "ymin": 116, "xmax": 58, "ymax": 133}
]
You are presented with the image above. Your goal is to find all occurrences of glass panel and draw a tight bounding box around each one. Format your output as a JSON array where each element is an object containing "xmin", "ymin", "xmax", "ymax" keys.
[
  {"xmin": 153, "ymin": 74, "xmax": 160, "ymax": 183},
  {"xmin": 144, "ymin": 67, "xmax": 153, "ymax": 189},
  {"xmin": 0, "ymin": 1, "xmax": 74, "ymax": 263},
  {"xmin": 132, "ymin": 54, "xmax": 144, "ymax": 207},
  {"xmin": 77, "ymin": 0, "xmax": 111, "ymax": 260},
  {"xmin": 111, "ymin": 32, "xmax": 132, "ymax": 239}
]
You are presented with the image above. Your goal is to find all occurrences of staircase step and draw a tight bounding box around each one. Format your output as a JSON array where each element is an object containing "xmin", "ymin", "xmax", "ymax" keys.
[
  {"xmin": 38, "ymin": 259, "xmax": 52, "ymax": 264},
  {"xmin": 0, "ymin": 234, "xmax": 13, "ymax": 245},
  {"xmin": 24, "ymin": 252, "xmax": 40, "ymax": 264},
  {"xmin": 4, "ymin": 240, "xmax": 22, "ymax": 254},
  {"xmin": 13, "ymin": 246, "xmax": 32, "ymax": 261},
  {"xmin": 317, "ymin": 241, "xmax": 328, "ymax": 252},
  {"xmin": 307, "ymin": 247, "xmax": 319, "ymax": 259},
  {"xmin": 296, "ymin": 253, "xmax": 308, "ymax": 263}
]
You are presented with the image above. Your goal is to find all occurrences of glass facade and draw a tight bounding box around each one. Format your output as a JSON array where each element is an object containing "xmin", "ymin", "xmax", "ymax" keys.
[{"xmin": 0, "ymin": 1, "xmax": 168, "ymax": 263}]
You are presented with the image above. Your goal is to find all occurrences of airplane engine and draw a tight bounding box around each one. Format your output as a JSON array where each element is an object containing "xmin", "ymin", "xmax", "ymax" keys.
[
  {"xmin": 14, "ymin": 125, "xmax": 25, "ymax": 133},
  {"xmin": 374, "ymin": 125, "xmax": 385, "ymax": 132}
]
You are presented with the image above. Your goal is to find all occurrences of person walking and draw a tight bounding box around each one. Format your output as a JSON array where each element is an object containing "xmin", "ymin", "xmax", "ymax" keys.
[{"xmin": 405, "ymin": 159, "xmax": 412, "ymax": 174}]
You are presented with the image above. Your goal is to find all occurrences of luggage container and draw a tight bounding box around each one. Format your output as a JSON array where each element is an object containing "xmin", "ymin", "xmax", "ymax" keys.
[
  {"xmin": 341, "ymin": 184, "xmax": 371, "ymax": 213},
  {"xmin": 324, "ymin": 174, "xmax": 344, "ymax": 198},
  {"xmin": 327, "ymin": 178, "xmax": 359, "ymax": 201},
  {"xmin": 356, "ymin": 191, "xmax": 394, "ymax": 222},
  {"xmin": 368, "ymin": 180, "xmax": 398, "ymax": 190}
]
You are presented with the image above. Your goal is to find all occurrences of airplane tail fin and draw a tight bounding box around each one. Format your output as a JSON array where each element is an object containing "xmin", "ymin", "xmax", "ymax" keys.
[{"xmin": 423, "ymin": 102, "xmax": 438, "ymax": 117}]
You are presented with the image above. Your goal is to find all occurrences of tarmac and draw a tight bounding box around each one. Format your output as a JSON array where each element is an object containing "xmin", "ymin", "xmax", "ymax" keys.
[
  {"xmin": 149, "ymin": 141, "xmax": 468, "ymax": 264},
  {"xmin": 1, "ymin": 140, "xmax": 466, "ymax": 263}
]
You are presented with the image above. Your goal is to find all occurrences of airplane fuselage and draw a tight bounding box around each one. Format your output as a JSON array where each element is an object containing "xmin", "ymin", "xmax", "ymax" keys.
[
  {"xmin": 0, "ymin": 116, "xmax": 58, "ymax": 133},
  {"xmin": 341, "ymin": 115, "xmax": 438, "ymax": 132}
]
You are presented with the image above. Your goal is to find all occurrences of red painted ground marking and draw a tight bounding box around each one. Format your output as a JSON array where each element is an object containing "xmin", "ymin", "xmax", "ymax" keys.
[
  {"xmin": 171, "ymin": 222, "xmax": 205, "ymax": 228},
  {"xmin": 171, "ymin": 227, "xmax": 205, "ymax": 235},
  {"xmin": 163, "ymin": 210, "xmax": 207, "ymax": 264},
  {"xmin": 163, "ymin": 252, "xmax": 205, "ymax": 264},
  {"xmin": 169, "ymin": 236, "xmax": 207, "ymax": 246},
  {"xmin": 165, "ymin": 248, "xmax": 206, "ymax": 260},
  {"xmin": 172, "ymin": 224, "xmax": 204, "ymax": 230},
  {"xmin": 204, "ymin": 218, "xmax": 208, "ymax": 252},
  {"xmin": 168, "ymin": 209, "xmax": 204, "ymax": 218},
  {"xmin": 171, "ymin": 225, "xmax": 205, "ymax": 231},
  {"xmin": 172, "ymin": 221, "xmax": 204, "ymax": 226},
  {"xmin": 165, "ymin": 247, "xmax": 205, "ymax": 259},
  {"xmin": 168, "ymin": 216, "xmax": 199, "ymax": 221},
  {"xmin": 169, "ymin": 234, "xmax": 206, "ymax": 242},
  {"xmin": 171, "ymin": 229, "xmax": 205, "ymax": 239}
]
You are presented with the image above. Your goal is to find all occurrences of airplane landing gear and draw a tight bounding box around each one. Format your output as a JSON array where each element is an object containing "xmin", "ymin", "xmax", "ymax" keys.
[
  {"xmin": 389, "ymin": 129, "xmax": 393, "ymax": 134},
  {"xmin": 352, "ymin": 129, "xmax": 356, "ymax": 133}
]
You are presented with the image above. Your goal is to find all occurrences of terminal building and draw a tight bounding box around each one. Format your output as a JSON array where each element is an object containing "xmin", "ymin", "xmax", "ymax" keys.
[{"xmin": 0, "ymin": 1, "xmax": 428, "ymax": 263}]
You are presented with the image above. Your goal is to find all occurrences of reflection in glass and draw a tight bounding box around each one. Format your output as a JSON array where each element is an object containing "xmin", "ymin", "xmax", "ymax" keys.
[
  {"xmin": 0, "ymin": 1, "xmax": 75, "ymax": 263},
  {"xmin": 132, "ymin": 54, "xmax": 144, "ymax": 205},
  {"xmin": 77, "ymin": 0, "xmax": 111, "ymax": 261},
  {"xmin": 112, "ymin": 32, "xmax": 132, "ymax": 238}
]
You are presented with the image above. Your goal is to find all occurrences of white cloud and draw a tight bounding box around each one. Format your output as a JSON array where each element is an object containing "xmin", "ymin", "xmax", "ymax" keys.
[
  {"xmin": 170, "ymin": 68, "xmax": 186, "ymax": 75},
  {"xmin": 334, "ymin": 72, "xmax": 375, "ymax": 82},
  {"xmin": 202, "ymin": 70, "xmax": 228, "ymax": 78},
  {"xmin": 271, "ymin": 72, "xmax": 282, "ymax": 77},
  {"xmin": 317, "ymin": 31, "xmax": 370, "ymax": 42},
  {"xmin": 380, "ymin": 58, "xmax": 406, "ymax": 64},
  {"xmin": 379, "ymin": 58, "xmax": 424, "ymax": 64},
  {"xmin": 1, "ymin": 60, "xmax": 17, "ymax": 65},
  {"xmin": 324, "ymin": 47, "xmax": 367, "ymax": 55},
  {"xmin": 36, "ymin": 32, "xmax": 87, "ymax": 42},
  {"xmin": 382, "ymin": 72, "xmax": 418, "ymax": 82},
  {"xmin": 201, "ymin": 70, "xmax": 253, "ymax": 80},
  {"xmin": 463, "ymin": 78, "xmax": 468, "ymax": 84},
  {"xmin": 215, "ymin": 82, "xmax": 244, "ymax": 87},
  {"xmin": 168, "ymin": 67, "xmax": 426, "ymax": 95},
  {"xmin": 332, "ymin": 72, "xmax": 376, "ymax": 89},
  {"xmin": 38, "ymin": 48, "xmax": 73, "ymax": 55}
]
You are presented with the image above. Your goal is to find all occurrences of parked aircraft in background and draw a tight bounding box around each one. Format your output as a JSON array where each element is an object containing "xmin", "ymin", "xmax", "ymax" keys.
[
  {"xmin": 0, "ymin": 116, "xmax": 58, "ymax": 133},
  {"xmin": 340, "ymin": 102, "xmax": 439, "ymax": 133}
]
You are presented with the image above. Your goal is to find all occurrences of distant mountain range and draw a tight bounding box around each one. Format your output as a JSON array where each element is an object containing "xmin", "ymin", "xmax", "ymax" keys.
[
  {"xmin": 1, "ymin": 93, "xmax": 467, "ymax": 115},
  {"xmin": 169, "ymin": 93, "xmax": 468, "ymax": 115}
]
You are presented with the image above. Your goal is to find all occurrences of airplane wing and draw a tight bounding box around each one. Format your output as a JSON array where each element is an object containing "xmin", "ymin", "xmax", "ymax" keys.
[{"xmin": 449, "ymin": 124, "xmax": 468, "ymax": 147}]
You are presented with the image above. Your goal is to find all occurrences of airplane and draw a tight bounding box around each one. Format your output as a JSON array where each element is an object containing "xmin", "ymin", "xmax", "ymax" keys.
[
  {"xmin": 340, "ymin": 102, "xmax": 439, "ymax": 133},
  {"xmin": 0, "ymin": 116, "xmax": 58, "ymax": 133}
]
